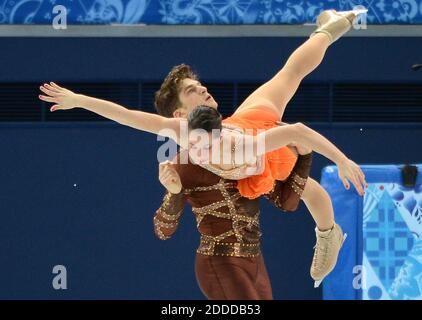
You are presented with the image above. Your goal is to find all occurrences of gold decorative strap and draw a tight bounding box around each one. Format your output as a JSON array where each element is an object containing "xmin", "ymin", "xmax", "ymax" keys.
[
  {"xmin": 290, "ymin": 181, "xmax": 304, "ymax": 196},
  {"xmin": 193, "ymin": 194, "xmax": 241, "ymax": 214},
  {"xmin": 153, "ymin": 216, "xmax": 178, "ymax": 229},
  {"xmin": 201, "ymin": 230, "xmax": 235, "ymax": 242},
  {"xmin": 292, "ymin": 173, "xmax": 307, "ymax": 185},
  {"xmin": 154, "ymin": 224, "xmax": 171, "ymax": 240},
  {"xmin": 197, "ymin": 238, "xmax": 261, "ymax": 257},
  {"xmin": 184, "ymin": 179, "xmax": 237, "ymax": 193},
  {"xmin": 156, "ymin": 208, "xmax": 182, "ymax": 221}
]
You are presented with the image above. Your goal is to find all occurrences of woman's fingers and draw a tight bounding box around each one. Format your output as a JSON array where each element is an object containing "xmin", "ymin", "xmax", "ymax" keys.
[
  {"xmin": 340, "ymin": 161, "xmax": 367, "ymax": 195},
  {"xmin": 352, "ymin": 174, "xmax": 364, "ymax": 196},
  {"xmin": 359, "ymin": 173, "xmax": 368, "ymax": 189},
  {"xmin": 355, "ymin": 166, "xmax": 367, "ymax": 189},
  {"xmin": 39, "ymin": 95, "xmax": 57, "ymax": 103},
  {"xmin": 342, "ymin": 177, "xmax": 350, "ymax": 190},
  {"xmin": 50, "ymin": 105, "xmax": 61, "ymax": 112},
  {"xmin": 43, "ymin": 83, "xmax": 62, "ymax": 93},
  {"xmin": 358, "ymin": 168, "xmax": 368, "ymax": 188},
  {"xmin": 353, "ymin": 165, "xmax": 367, "ymax": 192},
  {"xmin": 348, "ymin": 172, "xmax": 365, "ymax": 196},
  {"xmin": 39, "ymin": 85, "xmax": 60, "ymax": 97},
  {"xmin": 50, "ymin": 82, "xmax": 62, "ymax": 90},
  {"xmin": 343, "ymin": 172, "xmax": 365, "ymax": 196}
]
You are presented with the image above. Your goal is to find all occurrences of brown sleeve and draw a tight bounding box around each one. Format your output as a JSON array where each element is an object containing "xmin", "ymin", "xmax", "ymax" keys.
[
  {"xmin": 153, "ymin": 191, "xmax": 186, "ymax": 240},
  {"xmin": 264, "ymin": 152, "xmax": 313, "ymax": 212}
]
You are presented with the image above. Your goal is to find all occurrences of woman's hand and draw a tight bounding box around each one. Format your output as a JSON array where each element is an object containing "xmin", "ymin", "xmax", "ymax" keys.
[
  {"xmin": 337, "ymin": 158, "xmax": 367, "ymax": 196},
  {"xmin": 159, "ymin": 160, "xmax": 182, "ymax": 194},
  {"xmin": 39, "ymin": 82, "xmax": 81, "ymax": 112}
]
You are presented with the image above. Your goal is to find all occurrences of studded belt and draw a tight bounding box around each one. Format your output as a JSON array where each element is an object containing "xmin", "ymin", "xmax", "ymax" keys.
[{"xmin": 197, "ymin": 238, "xmax": 261, "ymax": 257}]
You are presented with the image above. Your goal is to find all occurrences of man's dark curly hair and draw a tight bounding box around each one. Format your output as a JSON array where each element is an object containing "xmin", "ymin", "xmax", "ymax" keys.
[{"xmin": 154, "ymin": 64, "xmax": 198, "ymax": 118}]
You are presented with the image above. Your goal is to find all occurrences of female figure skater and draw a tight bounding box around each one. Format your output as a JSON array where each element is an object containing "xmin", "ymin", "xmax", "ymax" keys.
[{"xmin": 39, "ymin": 9, "xmax": 367, "ymax": 287}]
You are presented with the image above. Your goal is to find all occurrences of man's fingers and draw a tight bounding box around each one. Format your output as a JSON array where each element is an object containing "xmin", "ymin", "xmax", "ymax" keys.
[
  {"xmin": 163, "ymin": 177, "xmax": 177, "ymax": 185},
  {"xmin": 161, "ymin": 169, "xmax": 179, "ymax": 182},
  {"xmin": 159, "ymin": 161, "xmax": 171, "ymax": 175},
  {"xmin": 159, "ymin": 170, "xmax": 171, "ymax": 180},
  {"xmin": 160, "ymin": 165, "xmax": 174, "ymax": 176},
  {"xmin": 159, "ymin": 160, "xmax": 173, "ymax": 169},
  {"xmin": 161, "ymin": 177, "xmax": 171, "ymax": 185},
  {"xmin": 161, "ymin": 172, "xmax": 173, "ymax": 182},
  {"xmin": 159, "ymin": 161, "xmax": 179, "ymax": 191}
]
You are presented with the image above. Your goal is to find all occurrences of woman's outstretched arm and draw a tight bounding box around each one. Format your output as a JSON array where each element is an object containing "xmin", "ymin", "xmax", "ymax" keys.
[
  {"xmin": 254, "ymin": 123, "xmax": 367, "ymax": 195},
  {"xmin": 39, "ymin": 82, "xmax": 182, "ymax": 142}
]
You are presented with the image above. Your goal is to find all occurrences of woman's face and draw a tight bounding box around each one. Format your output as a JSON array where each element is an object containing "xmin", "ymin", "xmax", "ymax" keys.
[{"xmin": 188, "ymin": 131, "xmax": 221, "ymax": 164}]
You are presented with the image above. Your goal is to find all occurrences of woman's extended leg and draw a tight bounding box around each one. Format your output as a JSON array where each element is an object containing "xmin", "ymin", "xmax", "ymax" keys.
[{"xmin": 234, "ymin": 10, "xmax": 357, "ymax": 119}]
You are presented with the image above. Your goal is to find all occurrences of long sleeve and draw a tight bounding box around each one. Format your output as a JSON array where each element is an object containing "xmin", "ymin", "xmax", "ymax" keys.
[
  {"xmin": 153, "ymin": 191, "xmax": 186, "ymax": 240},
  {"xmin": 265, "ymin": 152, "xmax": 313, "ymax": 212}
]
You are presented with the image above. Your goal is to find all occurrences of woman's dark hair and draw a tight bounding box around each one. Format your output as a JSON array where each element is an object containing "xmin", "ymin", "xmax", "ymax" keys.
[{"xmin": 187, "ymin": 105, "xmax": 222, "ymax": 132}]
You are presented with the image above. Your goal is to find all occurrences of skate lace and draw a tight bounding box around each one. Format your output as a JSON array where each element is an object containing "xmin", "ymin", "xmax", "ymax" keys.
[{"xmin": 312, "ymin": 236, "xmax": 331, "ymax": 270}]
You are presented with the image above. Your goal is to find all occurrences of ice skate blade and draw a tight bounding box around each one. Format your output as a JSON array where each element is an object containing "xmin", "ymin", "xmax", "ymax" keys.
[{"xmin": 337, "ymin": 8, "xmax": 368, "ymax": 16}]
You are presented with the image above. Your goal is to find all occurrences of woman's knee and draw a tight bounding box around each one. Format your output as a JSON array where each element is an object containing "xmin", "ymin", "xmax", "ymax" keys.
[{"xmin": 301, "ymin": 177, "xmax": 319, "ymax": 201}]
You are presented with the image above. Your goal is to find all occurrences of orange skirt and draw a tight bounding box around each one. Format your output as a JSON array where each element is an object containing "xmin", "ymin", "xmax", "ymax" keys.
[{"xmin": 223, "ymin": 108, "xmax": 297, "ymax": 199}]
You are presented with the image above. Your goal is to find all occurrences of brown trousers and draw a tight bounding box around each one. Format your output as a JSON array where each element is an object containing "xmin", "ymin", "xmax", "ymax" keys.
[{"xmin": 195, "ymin": 253, "xmax": 273, "ymax": 300}]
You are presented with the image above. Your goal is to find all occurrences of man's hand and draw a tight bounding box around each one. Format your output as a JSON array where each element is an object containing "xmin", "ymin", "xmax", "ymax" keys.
[
  {"xmin": 39, "ymin": 82, "xmax": 81, "ymax": 112},
  {"xmin": 159, "ymin": 161, "xmax": 182, "ymax": 194}
]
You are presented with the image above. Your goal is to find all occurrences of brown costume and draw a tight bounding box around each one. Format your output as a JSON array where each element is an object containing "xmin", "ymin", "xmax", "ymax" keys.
[{"xmin": 153, "ymin": 151, "xmax": 313, "ymax": 299}]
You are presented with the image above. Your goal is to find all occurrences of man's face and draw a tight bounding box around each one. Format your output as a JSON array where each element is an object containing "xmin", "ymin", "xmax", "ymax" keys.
[{"xmin": 175, "ymin": 78, "xmax": 218, "ymax": 118}]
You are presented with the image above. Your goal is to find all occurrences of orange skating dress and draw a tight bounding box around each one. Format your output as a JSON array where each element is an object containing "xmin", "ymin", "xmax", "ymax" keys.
[{"xmin": 198, "ymin": 107, "xmax": 298, "ymax": 199}]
